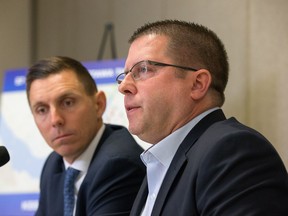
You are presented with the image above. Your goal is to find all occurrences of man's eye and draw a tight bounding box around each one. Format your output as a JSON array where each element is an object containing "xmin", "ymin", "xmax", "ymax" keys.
[
  {"xmin": 63, "ymin": 98, "xmax": 75, "ymax": 107},
  {"xmin": 35, "ymin": 106, "xmax": 47, "ymax": 115},
  {"xmin": 138, "ymin": 65, "xmax": 147, "ymax": 73}
]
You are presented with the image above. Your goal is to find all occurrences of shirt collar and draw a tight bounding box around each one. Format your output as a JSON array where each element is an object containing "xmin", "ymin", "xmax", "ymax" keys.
[
  {"xmin": 141, "ymin": 107, "xmax": 219, "ymax": 168},
  {"xmin": 64, "ymin": 124, "xmax": 105, "ymax": 172}
]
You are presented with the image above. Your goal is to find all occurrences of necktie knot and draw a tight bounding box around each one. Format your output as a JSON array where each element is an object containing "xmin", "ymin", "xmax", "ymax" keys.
[
  {"xmin": 64, "ymin": 167, "xmax": 80, "ymax": 216},
  {"xmin": 65, "ymin": 167, "xmax": 80, "ymax": 184}
]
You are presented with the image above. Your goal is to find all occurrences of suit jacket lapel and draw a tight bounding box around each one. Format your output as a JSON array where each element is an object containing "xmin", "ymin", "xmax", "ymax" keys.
[
  {"xmin": 151, "ymin": 109, "xmax": 226, "ymax": 216},
  {"xmin": 130, "ymin": 177, "xmax": 148, "ymax": 216},
  {"xmin": 48, "ymin": 158, "xmax": 65, "ymax": 215},
  {"xmin": 51, "ymin": 172, "xmax": 65, "ymax": 215}
]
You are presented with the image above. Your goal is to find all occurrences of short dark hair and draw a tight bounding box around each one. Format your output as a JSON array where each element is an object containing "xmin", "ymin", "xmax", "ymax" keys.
[
  {"xmin": 26, "ymin": 56, "xmax": 97, "ymax": 102},
  {"xmin": 129, "ymin": 20, "xmax": 229, "ymax": 106}
]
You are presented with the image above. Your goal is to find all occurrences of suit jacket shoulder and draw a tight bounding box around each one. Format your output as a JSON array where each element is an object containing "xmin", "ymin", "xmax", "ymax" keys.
[
  {"xmin": 76, "ymin": 124, "xmax": 145, "ymax": 215},
  {"xmin": 35, "ymin": 151, "xmax": 65, "ymax": 216},
  {"xmin": 132, "ymin": 109, "xmax": 288, "ymax": 216},
  {"xmin": 36, "ymin": 124, "xmax": 145, "ymax": 216}
]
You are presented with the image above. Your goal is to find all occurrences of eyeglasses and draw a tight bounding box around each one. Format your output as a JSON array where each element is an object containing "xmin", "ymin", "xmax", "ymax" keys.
[{"xmin": 116, "ymin": 60, "xmax": 198, "ymax": 84}]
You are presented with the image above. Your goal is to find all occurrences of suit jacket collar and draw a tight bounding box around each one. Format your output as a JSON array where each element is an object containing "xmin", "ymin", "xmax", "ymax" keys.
[{"xmin": 130, "ymin": 109, "xmax": 226, "ymax": 216}]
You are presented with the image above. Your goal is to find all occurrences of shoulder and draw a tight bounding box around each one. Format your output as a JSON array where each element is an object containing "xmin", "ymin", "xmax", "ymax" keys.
[
  {"xmin": 202, "ymin": 117, "xmax": 271, "ymax": 147},
  {"xmin": 102, "ymin": 124, "xmax": 143, "ymax": 151},
  {"xmin": 92, "ymin": 124, "xmax": 144, "ymax": 161},
  {"xmin": 183, "ymin": 117, "xmax": 281, "ymax": 167},
  {"xmin": 84, "ymin": 124, "xmax": 145, "ymax": 183},
  {"xmin": 187, "ymin": 117, "xmax": 284, "ymax": 169},
  {"xmin": 104, "ymin": 124, "xmax": 134, "ymax": 140},
  {"xmin": 41, "ymin": 151, "xmax": 63, "ymax": 175}
]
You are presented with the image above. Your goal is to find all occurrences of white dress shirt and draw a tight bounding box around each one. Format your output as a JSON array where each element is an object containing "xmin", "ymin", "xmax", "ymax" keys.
[{"xmin": 140, "ymin": 108, "xmax": 219, "ymax": 216}]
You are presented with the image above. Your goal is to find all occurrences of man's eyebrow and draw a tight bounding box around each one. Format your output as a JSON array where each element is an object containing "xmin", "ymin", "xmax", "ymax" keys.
[
  {"xmin": 31, "ymin": 101, "xmax": 46, "ymax": 111},
  {"xmin": 58, "ymin": 92, "xmax": 76, "ymax": 99},
  {"xmin": 31, "ymin": 92, "xmax": 77, "ymax": 109}
]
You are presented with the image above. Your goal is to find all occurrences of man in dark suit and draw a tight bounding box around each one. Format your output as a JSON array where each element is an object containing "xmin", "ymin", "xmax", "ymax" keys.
[
  {"xmin": 116, "ymin": 20, "xmax": 288, "ymax": 215},
  {"xmin": 26, "ymin": 56, "xmax": 145, "ymax": 216}
]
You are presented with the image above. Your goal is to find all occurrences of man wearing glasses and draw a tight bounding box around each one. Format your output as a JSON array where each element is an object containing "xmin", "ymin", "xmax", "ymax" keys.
[{"xmin": 117, "ymin": 20, "xmax": 288, "ymax": 215}]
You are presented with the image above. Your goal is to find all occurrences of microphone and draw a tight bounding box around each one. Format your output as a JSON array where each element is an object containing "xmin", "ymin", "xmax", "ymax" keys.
[{"xmin": 0, "ymin": 146, "xmax": 10, "ymax": 167}]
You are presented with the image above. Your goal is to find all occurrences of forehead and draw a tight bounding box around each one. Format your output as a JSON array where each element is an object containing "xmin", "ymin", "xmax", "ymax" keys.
[
  {"xmin": 126, "ymin": 34, "xmax": 170, "ymax": 67},
  {"xmin": 30, "ymin": 69, "xmax": 81, "ymax": 89},
  {"xmin": 29, "ymin": 70, "xmax": 84, "ymax": 103}
]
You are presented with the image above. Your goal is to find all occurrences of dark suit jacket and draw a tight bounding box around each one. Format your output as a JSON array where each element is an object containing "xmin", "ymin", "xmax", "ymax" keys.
[
  {"xmin": 35, "ymin": 124, "xmax": 145, "ymax": 216},
  {"xmin": 130, "ymin": 109, "xmax": 288, "ymax": 216}
]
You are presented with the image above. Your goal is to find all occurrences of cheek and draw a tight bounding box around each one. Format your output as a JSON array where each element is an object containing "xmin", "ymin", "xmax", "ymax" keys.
[
  {"xmin": 35, "ymin": 120, "xmax": 51, "ymax": 145},
  {"xmin": 34, "ymin": 116, "xmax": 48, "ymax": 133},
  {"xmin": 143, "ymin": 89, "xmax": 169, "ymax": 116},
  {"xmin": 145, "ymin": 85, "xmax": 184, "ymax": 117},
  {"xmin": 77, "ymin": 107, "xmax": 99, "ymax": 128}
]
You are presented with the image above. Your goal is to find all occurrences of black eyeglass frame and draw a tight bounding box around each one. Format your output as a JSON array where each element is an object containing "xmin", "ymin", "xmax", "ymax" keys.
[{"xmin": 116, "ymin": 60, "xmax": 199, "ymax": 84}]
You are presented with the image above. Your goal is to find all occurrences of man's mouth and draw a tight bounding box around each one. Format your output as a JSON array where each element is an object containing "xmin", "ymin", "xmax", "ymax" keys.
[
  {"xmin": 126, "ymin": 105, "xmax": 140, "ymax": 112},
  {"xmin": 53, "ymin": 133, "xmax": 73, "ymax": 142}
]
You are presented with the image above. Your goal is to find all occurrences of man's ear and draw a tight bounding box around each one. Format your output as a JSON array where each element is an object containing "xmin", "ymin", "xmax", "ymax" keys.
[
  {"xmin": 190, "ymin": 69, "xmax": 212, "ymax": 100},
  {"xmin": 95, "ymin": 91, "xmax": 106, "ymax": 117}
]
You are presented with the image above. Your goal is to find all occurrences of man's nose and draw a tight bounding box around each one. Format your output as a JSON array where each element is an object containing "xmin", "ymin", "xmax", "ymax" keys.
[
  {"xmin": 118, "ymin": 73, "xmax": 137, "ymax": 95},
  {"xmin": 51, "ymin": 108, "xmax": 64, "ymax": 127}
]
